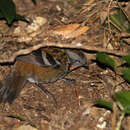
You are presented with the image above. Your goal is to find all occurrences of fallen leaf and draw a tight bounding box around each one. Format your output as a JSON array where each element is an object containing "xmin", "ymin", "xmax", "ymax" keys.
[
  {"xmin": 68, "ymin": 26, "xmax": 89, "ymax": 38},
  {"xmin": 50, "ymin": 24, "xmax": 89, "ymax": 38}
]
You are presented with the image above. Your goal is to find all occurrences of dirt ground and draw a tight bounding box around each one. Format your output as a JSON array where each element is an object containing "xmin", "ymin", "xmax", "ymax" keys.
[{"xmin": 0, "ymin": 0, "xmax": 130, "ymax": 130}]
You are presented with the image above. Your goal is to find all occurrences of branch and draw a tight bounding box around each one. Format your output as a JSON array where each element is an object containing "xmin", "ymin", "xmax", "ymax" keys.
[{"xmin": 7, "ymin": 41, "xmax": 129, "ymax": 63}]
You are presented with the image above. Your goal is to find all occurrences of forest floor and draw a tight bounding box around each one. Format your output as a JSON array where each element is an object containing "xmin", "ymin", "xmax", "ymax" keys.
[{"xmin": 0, "ymin": 0, "xmax": 130, "ymax": 130}]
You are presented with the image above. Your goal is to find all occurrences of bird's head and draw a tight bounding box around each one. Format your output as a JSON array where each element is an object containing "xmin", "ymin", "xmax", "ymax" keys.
[{"xmin": 66, "ymin": 50, "xmax": 88, "ymax": 69}]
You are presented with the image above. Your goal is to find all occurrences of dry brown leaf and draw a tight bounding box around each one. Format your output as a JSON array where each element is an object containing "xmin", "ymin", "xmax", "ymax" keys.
[
  {"xmin": 50, "ymin": 24, "xmax": 80, "ymax": 35},
  {"xmin": 68, "ymin": 26, "xmax": 89, "ymax": 38},
  {"xmin": 50, "ymin": 24, "xmax": 89, "ymax": 38}
]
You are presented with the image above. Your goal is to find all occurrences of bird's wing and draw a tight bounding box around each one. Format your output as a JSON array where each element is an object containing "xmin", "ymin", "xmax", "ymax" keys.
[{"xmin": 17, "ymin": 49, "xmax": 61, "ymax": 68}]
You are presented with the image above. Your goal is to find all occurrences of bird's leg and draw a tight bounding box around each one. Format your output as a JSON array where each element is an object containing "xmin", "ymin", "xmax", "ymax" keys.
[{"xmin": 36, "ymin": 83, "xmax": 57, "ymax": 107}]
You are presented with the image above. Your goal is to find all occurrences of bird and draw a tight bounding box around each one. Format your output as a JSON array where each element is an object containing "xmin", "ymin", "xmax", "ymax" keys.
[{"xmin": 0, "ymin": 47, "xmax": 88, "ymax": 106}]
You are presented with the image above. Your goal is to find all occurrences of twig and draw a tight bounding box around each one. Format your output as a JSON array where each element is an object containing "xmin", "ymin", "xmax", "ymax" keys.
[
  {"xmin": 107, "ymin": 0, "xmax": 113, "ymax": 38},
  {"xmin": 4, "ymin": 41, "xmax": 128, "ymax": 63},
  {"xmin": 112, "ymin": 102, "xmax": 117, "ymax": 130},
  {"xmin": 116, "ymin": 112, "xmax": 125, "ymax": 130},
  {"xmin": 117, "ymin": 2, "xmax": 130, "ymax": 23}
]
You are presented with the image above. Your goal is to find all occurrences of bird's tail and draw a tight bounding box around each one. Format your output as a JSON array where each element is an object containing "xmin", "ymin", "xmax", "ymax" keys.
[{"xmin": 0, "ymin": 72, "xmax": 27, "ymax": 103}]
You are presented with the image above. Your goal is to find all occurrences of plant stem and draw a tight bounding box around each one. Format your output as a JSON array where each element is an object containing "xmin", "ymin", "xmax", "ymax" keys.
[{"xmin": 116, "ymin": 112, "xmax": 125, "ymax": 130}]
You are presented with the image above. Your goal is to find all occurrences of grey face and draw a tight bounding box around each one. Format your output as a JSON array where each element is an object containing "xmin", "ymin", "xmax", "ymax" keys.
[{"xmin": 66, "ymin": 50, "xmax": 88, "ymax": 68}]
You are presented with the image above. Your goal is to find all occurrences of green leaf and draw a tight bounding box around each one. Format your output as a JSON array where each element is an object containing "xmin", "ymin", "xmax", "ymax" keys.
[
  {"xmin": 121, "ymin": 68, "xmax": 130, "ymax": 83},
  {"xmin": 0, "ymin": 0, "xmax": 16, "ymax": 24},
  {"xmin": 15, "ymin": 14, "xmax": 29, "ymax": 23},
  {"xmin": 8, "ymin": 114, "xmax": 26, "ymax": 121},
  {"xmin": 120, "ymin": 40, "xmax": 123, "ymax": 46},
  {"xmin": 110, "ymin": 15, "xmax": 127, "ymax": 32},
  {"xmin": 116, "ymin": 8, "xmax": 127, "ymax": 23},
  {"xmin": 110, "ymin": 8, "xmax": 128, "ymax": 32},
  {"xmin": 32, "ymin": 0, "xmax": 37, "ymax": 4},
  {"xmin": 122, "ymin": 55, "xmax": 130, "ymax": 65},
  {"xmin": 94, "ymin": 99, "xmax": 113, "ymax": 111},
  {"xmin": 0, "ymin": 11, "xmax": 3, "ymax": 19},
  {"xmin": 114, "ymin": 91, "xmax": 130, "ymax": 114},
  {"xmin": 96, "ymin": 52, "xmax": 115, "ymax": 70}
]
